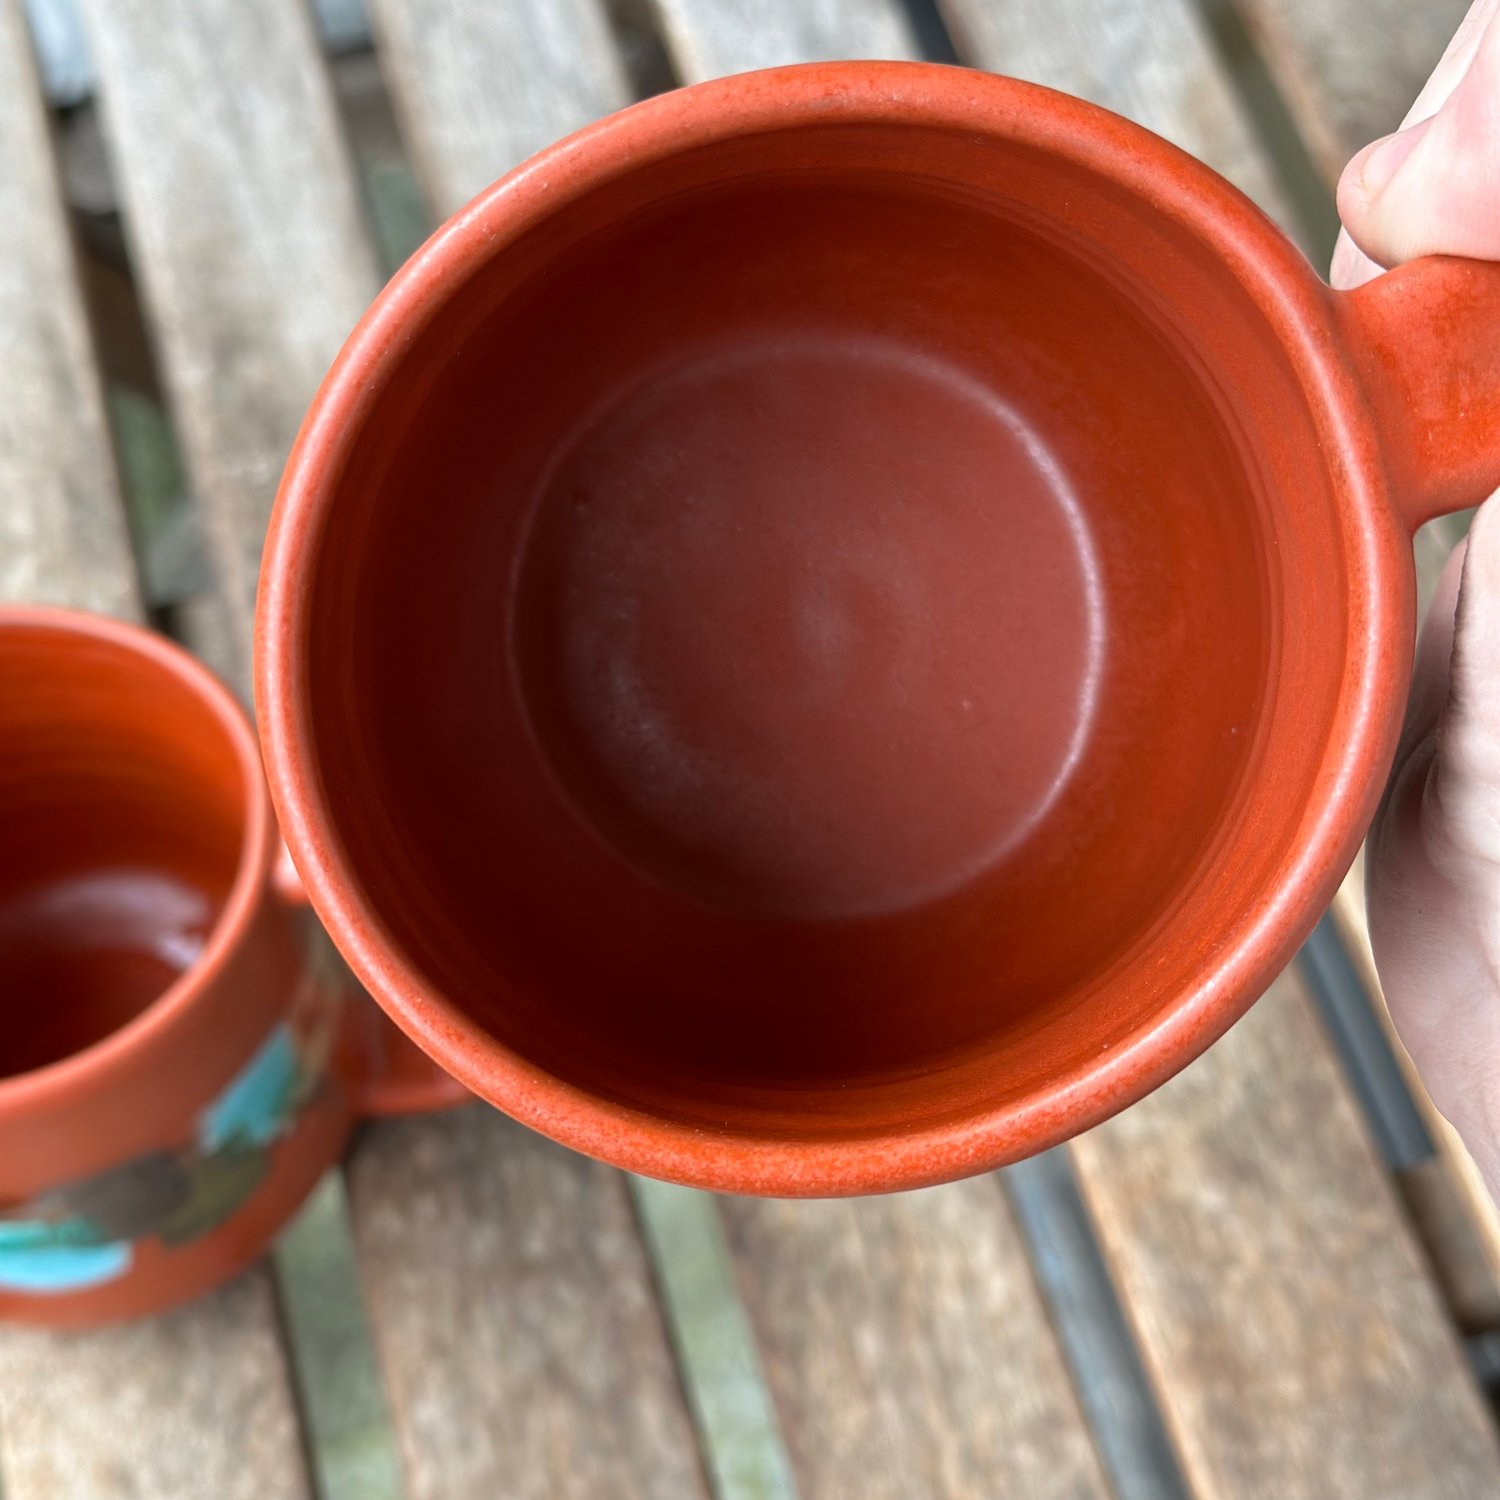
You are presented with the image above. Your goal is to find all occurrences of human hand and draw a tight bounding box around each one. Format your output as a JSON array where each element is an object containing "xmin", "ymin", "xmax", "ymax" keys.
[{"xmin": 1337, "ymin": 0, "xmax": 1500, "ymax": 1193}]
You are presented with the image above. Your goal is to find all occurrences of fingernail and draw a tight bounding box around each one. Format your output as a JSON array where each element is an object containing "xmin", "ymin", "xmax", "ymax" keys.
[{"xmin": 1360, "ymin": 117, "xmax": 1430, "ymax": 198}]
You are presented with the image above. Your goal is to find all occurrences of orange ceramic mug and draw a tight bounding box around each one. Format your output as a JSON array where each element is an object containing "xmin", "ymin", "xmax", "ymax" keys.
[
  {"xmin": 0, "ymin": 607, "xmax": 463, "ymax": 1325},
  {"xmin": 258, "ymin": 62, "xmax": 1500, "ymax": 1197}
]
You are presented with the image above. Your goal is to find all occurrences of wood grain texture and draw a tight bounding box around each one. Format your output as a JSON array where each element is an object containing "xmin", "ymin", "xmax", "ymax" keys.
[
  {"xmin": 0, "ymin": 7, "xmax": 312, "ymax": 1497},
  {"xmin": 0, "ymin": 1271, "xmax": 311, "ymax": 1500},
  {"xmin": 272, "ymin": 1174, "xmax": 404, "ymax": 1500},
  {"xmin": 938, "ymin": 0, "xmax": 1290, "ymax": 221},
  {"xmin": 0, "ymin": 0, "xmax": 138, "ymax": 617},
  {"xmin": 720, "ymin": 1181, "xmax": 1109, "ymax": 1500},
  {"xmin": 1074, "ymin": 967, "xmax": 1500, "ymax": 1499},
  {"xmin": 1397, "ymin": 1155, "xmax": 1500, "ymax": 1334},
  {"xmin": 76, "ymin": 0, "xmax": 382, "ymax": 691},
  {"xmin": 366, "ymin": 0, "xmax": 631, "ymax": 218},
  {"xmin": 1226, "ymin": 0, "xmax": 1472, "ymax": 185},
  {"xmin": 631, "ymin": 1179, "xmax": 799, "ymax": 1500},
  {"xmin": 346, "ymin": 1108, "xmax": 707, "ymax": 1500},
  {"xmin": 649, "ymin": 0, "xmax": 919, "ymax": 83}
]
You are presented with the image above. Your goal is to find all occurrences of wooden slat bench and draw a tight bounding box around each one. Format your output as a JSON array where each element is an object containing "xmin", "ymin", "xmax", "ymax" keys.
[{"xmin": 0, "ymin": 1, "xmax": 1497, "ymax": 1496}]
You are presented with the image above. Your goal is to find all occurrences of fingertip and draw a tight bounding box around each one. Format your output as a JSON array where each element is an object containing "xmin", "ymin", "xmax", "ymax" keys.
[
  {"xmin": 1329, "ymin": 227, "xmax": 1383, "ymax": 289},
  {"xmin": 1335, "ymin": 118, "xmax": 1434, "ymax": 268},
  {"xmin": 1335, "ymin": 135, "xmax": 1399, "ymax": 268},
  {"xmin": 1340, "ymin": 17, "xmax": 1500, "ymax": 268},
  {"xmin": 1335, "ymin": 139, "xmax": 1379, "ymax": 234}
]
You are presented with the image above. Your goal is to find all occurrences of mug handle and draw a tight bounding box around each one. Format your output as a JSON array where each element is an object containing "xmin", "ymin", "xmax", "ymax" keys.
[
  {"xmin": 273, "ymin": 844, "xmax": 470, "ymax": 1117},
  {"xmin": 1338, "ymin": 255, "xmax": 1500, "ymax": 533}
]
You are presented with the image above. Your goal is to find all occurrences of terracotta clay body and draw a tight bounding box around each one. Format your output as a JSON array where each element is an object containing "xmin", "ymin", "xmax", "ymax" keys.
[
  {"xmin": 0, "ymin": 609, "xmax": 461, "ymax": 1325},
  {"xmin": 257, "ymin": 63, "xmax": 1500, "ymax": 1195}
]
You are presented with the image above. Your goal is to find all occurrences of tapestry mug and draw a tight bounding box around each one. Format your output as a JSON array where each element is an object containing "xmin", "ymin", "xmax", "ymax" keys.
[{"xmin": 0, "ymin": 607, "xmax": 464, "ymax": 1325}]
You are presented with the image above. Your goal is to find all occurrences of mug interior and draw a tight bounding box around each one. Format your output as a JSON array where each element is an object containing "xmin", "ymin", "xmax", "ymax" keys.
[
  {"xmin": 299, "ymin": 111, "xmax": 1351, "ymax": 1147},
  {"xmin": 0, "ymin": 621, "xmax": 247, "ymax": 1078}
]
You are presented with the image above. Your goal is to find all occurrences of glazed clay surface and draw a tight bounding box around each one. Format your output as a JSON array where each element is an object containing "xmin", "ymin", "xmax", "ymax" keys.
[{"xmin": 257, "ymin": 63, "xmax": 1500, "ymax": 1194}]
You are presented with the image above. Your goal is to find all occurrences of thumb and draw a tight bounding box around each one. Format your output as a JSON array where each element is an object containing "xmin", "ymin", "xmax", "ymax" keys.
[
  {"xmin": 1422, "ymin": 501, "xmax": 1500, "ymax": 878},
  {"xmin": 1369, "ymin": 500, "xmax": 1500, "ymax": 1185},
  {"xmin": 1337, "ymin": 4, "xmax": 1500, "ymax": 269}
]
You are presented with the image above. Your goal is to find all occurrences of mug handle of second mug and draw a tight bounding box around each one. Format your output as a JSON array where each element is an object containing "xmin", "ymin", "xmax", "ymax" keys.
[
  {"xmin": 273, "ymin": 843, "xmax": 470, "ymax": 1117},
  {"xmin": 1338, "ymin": 254, "xmax": 1500, "ymax": 531}
]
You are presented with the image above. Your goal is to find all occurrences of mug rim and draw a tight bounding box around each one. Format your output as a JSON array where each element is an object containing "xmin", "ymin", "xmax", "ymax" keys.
[
  {"xmin": 0, "ymin": 607, "xmax": 275, "ymax": 1113},
  {"xmin": 257, "ymin": 60, "xmax": 1404, "ymax": 1193}
]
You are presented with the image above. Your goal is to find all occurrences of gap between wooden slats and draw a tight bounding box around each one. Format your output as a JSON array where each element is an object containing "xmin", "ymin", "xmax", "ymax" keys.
[{"xmin": 363, "ymin": 0, "xmax": 630, "ymax": 219}]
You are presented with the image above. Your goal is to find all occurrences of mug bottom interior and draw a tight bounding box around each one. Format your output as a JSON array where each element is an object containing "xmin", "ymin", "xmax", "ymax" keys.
[
  {"xmin": 515, "ymin": 328, "xmax": 1102, "ymax": 921},
  {"xmin": 0, "ymin": 625, "xmax": 245, "ymax": 1079},
  {"xmin": 309, "ymin": 148, "xmax": 1317, "ymax": 1142}
]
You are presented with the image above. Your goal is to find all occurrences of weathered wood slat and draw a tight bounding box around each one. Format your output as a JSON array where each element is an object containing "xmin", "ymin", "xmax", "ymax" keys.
[
  {"xmin": 0, "ymin": 6, "xmax": 310, "ymax": 1497},
  {"xmin": 346, "ymin": 1110, "xmax": 708, "ymax": 1500},
  {"xmin": 720, "ymin": 1181, "xmax": 1111, "ymax": 1500},
  {"xmin": 941, "ymin": 2, "xmax": 1500, "ymax": 1491},
  {"xmin": 0, "ymin": 1274, "xmax": 312, "ymax": 1500},
  {"xmin": 78, "ymin": 5, "xmax": 706, "ymax": 1498},
  {"xmin": 364, "ymin": 0, "xmax": 630, "ymax": 219},
  {"xmin": 649, "ymin": 0, "xmax": 918, "ymax": 81},
  {"xmin": 937, "ymin": 0, "xmax": 1290, "ymax": 218},
  {"xmin": 1074, "ymin": 968, "xmax": 1500, "ymax": 1498},
  {"xmin": 1225, "ymin": 0, "xmax": 1473, "ymax": 188},
  {"xmin": 630, "ymin": 1178, "xmax": 800, "ymax": 1500},
  {"xmin": 0, "ymin": 0, "xmax": 137, "ymax": 618},
  {"xmin": 76, "ymin": 0, "xmax": 383, "ymax": 693}
]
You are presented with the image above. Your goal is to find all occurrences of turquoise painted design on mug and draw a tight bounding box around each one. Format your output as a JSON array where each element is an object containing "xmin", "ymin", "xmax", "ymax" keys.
[
  {"xmin": 0, "ymin": 1018, "xmax": 317, "ymax": 1296},
  {"xmin": 0, "ymin": 1221, "xmax": 132, "ymax": 1293},
  {"xmin": 198, "ymin": 1024, "xmax": 299, "ymax": 1151}
]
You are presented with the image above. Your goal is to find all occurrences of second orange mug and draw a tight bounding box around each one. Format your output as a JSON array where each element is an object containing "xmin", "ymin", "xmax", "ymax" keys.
[{"xmin": 0, "ymin": 607, "xmax": 463, "ymax": 1326}]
